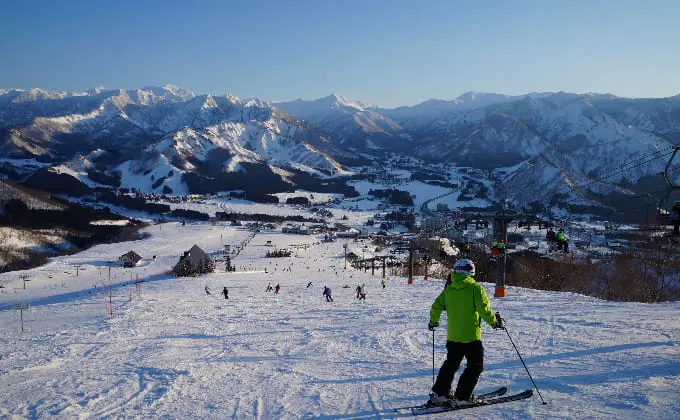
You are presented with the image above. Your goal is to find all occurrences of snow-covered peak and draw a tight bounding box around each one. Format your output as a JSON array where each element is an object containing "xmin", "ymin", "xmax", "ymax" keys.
[
  {"xmin": 224, "ymin": 93, "xmax": 241, "ymax": 104},
  {"xmin": 389, "ymin": 98, "xmax": 461, "ymax": 115},
  {"xmin": 325, "ymin": 93, "xmax": 369, "ymax": 111},
  {"xmin": 160, "ymin": 84, "xmax": 196, "ymax": 101},
  {"xmin": 87, "ymin": 86, "xmax": 107, "ymax": 95},
  {"xmin": 201, "ymin": 94, "xmax": 217, "ymax": 110},
  {"xmin": 583, "ymin": 92, "xmax": 620, "ymax": 100},
  {"xmin": 275, "ymin": 93, "xmax": 373, "ymax": 118},
  {"xmin": 242, "ymin": 97, "xmax": 271, "ymax": 109},
  {"xmin": 382, "ymin": 92, "xmax": 537, "ymax": 120},
  {"xmin": 136, "ymin": 85, "xmax": 197, "ymax": 103},
  {"xmin": 456, "ymin": 91, "xmax": 492, "ymax": 101},
  {"xmin": 7, "ymin": 88, "xmax": 75, "ymax": 102},
  {"xmin": 183, "ymin": 94, "xmax": 218, "ymax": 111},
  {"xmin": 454, "ymin": 91, "xmax": 535, "ymax": 109}
]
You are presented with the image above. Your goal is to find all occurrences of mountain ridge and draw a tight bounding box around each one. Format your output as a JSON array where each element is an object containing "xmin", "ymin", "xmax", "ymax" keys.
[{"xmin": 1, "ymin": 85, "xmax": 678, "ymax": 219}]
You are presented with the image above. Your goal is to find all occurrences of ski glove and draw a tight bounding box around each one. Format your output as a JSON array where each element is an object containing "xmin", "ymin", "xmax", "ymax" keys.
[
  {"xmin": 494, "ymin": 312, "xmax": 506, "ymax": 330},
  {"xmin": 428, "ymin": 320, "xmax": 439, "ymax": 331}
]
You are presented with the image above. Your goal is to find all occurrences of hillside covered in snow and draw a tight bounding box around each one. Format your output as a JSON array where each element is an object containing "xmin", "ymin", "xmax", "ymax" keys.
[
  {"xmin": 0, "ymin": 221, "xmax": 678, "ymax": 418},
  {"xmin": 2, "ymin": 86, "xmax": 679, "ymax": 220},
  {"xmin": 0, "ymin": 86, "xmax": 361, "ymax": 198}
]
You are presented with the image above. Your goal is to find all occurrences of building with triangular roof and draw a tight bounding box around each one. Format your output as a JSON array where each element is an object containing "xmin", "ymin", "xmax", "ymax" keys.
[
  {"xmin": 173, "ymin": 245, "xmax": 214, "ymax": 276},
  {"xmin": 119, "ymin": 250, "xmax": 142, "ymax": 268}
]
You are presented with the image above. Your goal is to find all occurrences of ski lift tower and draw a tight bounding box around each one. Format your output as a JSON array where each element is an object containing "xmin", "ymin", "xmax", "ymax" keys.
[
  {"xmin": 662, "ymin": 146, "xmax": 680, "ymax": 191},
  {"xmin": 493, "ymin": 208, "xmax": 516, "ymax": 298},
  {"xmin": 661, "ymin": 146, "xmax": 680, "ymax": 226}
]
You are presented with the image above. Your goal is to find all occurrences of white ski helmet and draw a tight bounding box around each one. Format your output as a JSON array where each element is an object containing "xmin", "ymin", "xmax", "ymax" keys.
[{"xmin": 453, "ymin": 258, "xmax": 476, "ymax": 276}]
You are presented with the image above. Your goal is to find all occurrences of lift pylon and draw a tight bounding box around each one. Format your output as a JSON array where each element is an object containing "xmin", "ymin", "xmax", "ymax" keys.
[{"xmin": 662, "ymin": 146, "xmax": 680, "ymax": 190}]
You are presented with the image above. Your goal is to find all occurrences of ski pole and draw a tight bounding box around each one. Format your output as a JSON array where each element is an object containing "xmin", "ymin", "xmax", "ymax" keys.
[
  {"xmin": 432, "ymin": 329, "xmax": 435, "ymax": 387},
  {"xmin": 504, "ymin": 327, "xmax": 547, "ymax": 405}
]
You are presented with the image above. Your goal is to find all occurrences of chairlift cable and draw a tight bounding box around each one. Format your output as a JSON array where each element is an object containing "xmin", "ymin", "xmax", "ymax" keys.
[
  {"xmin": 560, "ymin": 158, "xmax": 680, "ymax": 210},
  {"xmin": 662, "ymin": 146, "xmax": 680, "ymax": 190},
  {"xmin": 589, "ymin": 146, "xmax": 675, "ymax": 180},
  {"xmin": 519, "ymin": 149, "xmax": 674, "ymax": 210}
]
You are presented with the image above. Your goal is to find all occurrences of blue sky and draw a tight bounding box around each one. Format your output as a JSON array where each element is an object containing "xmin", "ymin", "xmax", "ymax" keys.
[{"xmin": 1, "ymin": 0, "xmax": 678, "ymax": 107}]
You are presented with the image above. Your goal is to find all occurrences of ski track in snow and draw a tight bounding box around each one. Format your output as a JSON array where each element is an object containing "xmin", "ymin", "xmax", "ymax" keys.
[{"xmin": 0, "ymin": 221, "xmax": 679, "ymax": 419}]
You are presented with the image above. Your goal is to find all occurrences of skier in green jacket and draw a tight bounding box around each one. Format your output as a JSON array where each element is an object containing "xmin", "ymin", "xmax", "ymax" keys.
[
  {"xmin": 428, "ymin": 258, "xmax": 504, "ymax": 406},
  {"xmin": 555, "ymin": 228, "xmax": 569, "ymax": 253}
]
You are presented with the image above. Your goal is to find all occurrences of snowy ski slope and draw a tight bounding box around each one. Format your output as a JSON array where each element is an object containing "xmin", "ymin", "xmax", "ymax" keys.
[{"xmin": 0, "ymin": 222, "xmax": 678, "ymax": 419}]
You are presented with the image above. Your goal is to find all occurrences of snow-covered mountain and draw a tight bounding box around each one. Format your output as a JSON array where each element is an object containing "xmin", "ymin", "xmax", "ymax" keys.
[
  {"xmin": 275, "ymin": 93, "xmax": 372, "ymax": 116},
  {"xmin": 278, "ymin": 91, "xmax": 679, "ymax": 212},
  {"xmin": 378, "ymin": 91, "xmax": 540, "ymax": 127},
  {"xmin": 0, "ymin": 86, "xmax": 360, "ymax": 197},
  {"xmin": 275, "ymin": 94, "xmax": 408, "ymax": 149},
  {"xmin": 2, "ymin": 85, "xmax": 679, "ymax": 216},
  {"xmin": 403, "ymin": 92, "xmax": 677, "ymax": 209}
]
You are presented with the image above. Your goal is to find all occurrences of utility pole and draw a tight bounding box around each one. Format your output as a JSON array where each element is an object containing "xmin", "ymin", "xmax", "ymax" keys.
[
  {"xmin": 14, "ymin": 302, "xmax": 29, "ymax": 332},
  {"xmin": 423, "ymin": 257, "xmax": 429, "ymax": 280},
  {"xmin": 343, "ymin": 244, "xmax": 347, "ymax": 269},
  {"xmin": 408, "ymin": 241, "xmax": 414, "ymax": 284},
  {"xmin": 494, "ymin": 208, "xmax": 515, "ymax": 298},
  {"xmin": 19, "ymin": 274, "xmax": 29, "ymax": 289}
]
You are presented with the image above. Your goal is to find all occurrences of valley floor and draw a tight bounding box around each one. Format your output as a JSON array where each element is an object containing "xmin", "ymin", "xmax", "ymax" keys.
[{"xmin": 0, "ymin": 222, "xmax": 678, "ymax": 419}]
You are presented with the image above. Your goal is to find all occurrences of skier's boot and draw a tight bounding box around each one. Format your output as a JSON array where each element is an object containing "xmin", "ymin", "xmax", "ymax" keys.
[
  {"xmin": 427, "ymin": 392, "xmax": 455, "ymax": 406},
  {"xmin": 454, "ymin": 394, "xmax": 489, "ymax": 406}
]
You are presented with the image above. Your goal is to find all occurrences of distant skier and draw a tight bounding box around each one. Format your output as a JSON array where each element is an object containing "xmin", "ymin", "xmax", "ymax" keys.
[
  {"xmin": 546, "ymin": 227, "xmax": 557, "ymax": 253},
  {"xmin": 546, "ymin": 227, "xmax": 556, "ymax": 243},
  {"xmin": 381, "ymin": 278, "xmax": 386, "ymax": 289},
  {"xmin": 355, "ymin": 284, "xmax": 361, "ymax": 299},
  {"xmin": 266, "ymin": 283, "xmax": 273, "ymax": 292},
  {"xmin": 205, "ymin": 285, "xmax": 211, "ymax": 295},
  {"xmin": 222, "ymin": 287, "xmax": 228, "ymax": 300},
  {"xmin": 462, "ymin": 242, "xmax": 471, "ymax": 257},
  {"xmin": 491, "ymin": 239, "xmax": 500, "ymax": 256},
  {"xmin": 323, "ymin": 286, "xmax": 333, "ymax": 302},
  {"xmin": 307, "ymin": 281, "xmax": 313, "ymax": 288},
  {"xmin": 556, "ymin": 229, "xmax": 569, "ymax": 253},
  {"xmin": 427, "ymin": 259, "xmax": 504, "ymax": 406},
  {"xmin": 358, "ymin": 284, "xmax": 366, "ymax": 300},
  {"xmin": 275, "ymin": 284, "xmax": 281, "ymax": 294}
]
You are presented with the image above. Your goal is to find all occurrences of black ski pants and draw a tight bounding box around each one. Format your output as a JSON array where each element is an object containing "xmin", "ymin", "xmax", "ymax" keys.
[
  {"xmin": 557, "ymin": 240, "xmax": 569, "ymax": 253},
  {"xmin": 432, "ymin": 340, "xmax": 484, "ymax": 401}
]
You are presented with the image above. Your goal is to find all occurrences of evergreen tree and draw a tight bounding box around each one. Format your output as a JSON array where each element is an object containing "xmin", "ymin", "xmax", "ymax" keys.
[
  {"xmin": 205, "ymin": 257, "xmax": 215, "ymax": 273},
  {"xmin": 175, "ymin": 257, "xmax": 195, "ymax": 277}
]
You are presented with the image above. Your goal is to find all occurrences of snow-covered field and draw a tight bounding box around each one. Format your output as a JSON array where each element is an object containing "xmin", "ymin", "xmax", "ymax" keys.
[{"xmin": 0, "ymin": 222, "xmax": 679, "ymax": 419}]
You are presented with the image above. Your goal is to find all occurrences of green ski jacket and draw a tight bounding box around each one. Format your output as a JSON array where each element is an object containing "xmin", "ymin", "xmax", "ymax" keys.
[{"xmin": 430, "ymin": 273, "xmax": 498, "ymax": 343}]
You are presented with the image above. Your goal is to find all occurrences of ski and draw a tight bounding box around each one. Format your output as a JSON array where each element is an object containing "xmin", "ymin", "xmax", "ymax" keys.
[
  {"xmin": 393, "ymin": 387, "xmax": 506, "ymax": 413},
  {"xmin": 410, "ymin": 389, "xmax": 533, "ymax": 416}
]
